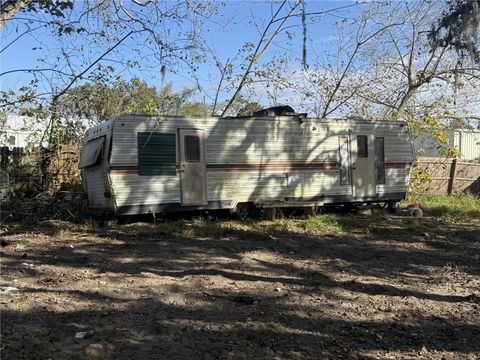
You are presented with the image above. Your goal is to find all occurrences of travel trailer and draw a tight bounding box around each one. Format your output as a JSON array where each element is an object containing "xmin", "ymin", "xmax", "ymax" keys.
[{"xmin": 79, "ymin": 108, "xmax": 415, "ymax": 218}]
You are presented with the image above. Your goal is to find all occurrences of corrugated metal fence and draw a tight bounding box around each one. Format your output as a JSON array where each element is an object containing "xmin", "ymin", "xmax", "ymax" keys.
[{"xmin": 453, "ymin": 131, "xmax": 480, "ymax": 161}]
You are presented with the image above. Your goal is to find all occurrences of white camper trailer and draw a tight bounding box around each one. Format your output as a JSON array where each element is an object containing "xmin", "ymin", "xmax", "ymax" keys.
[{"xmin": 79, "ymin": 108, "xmax": 415, "ymax": 218}]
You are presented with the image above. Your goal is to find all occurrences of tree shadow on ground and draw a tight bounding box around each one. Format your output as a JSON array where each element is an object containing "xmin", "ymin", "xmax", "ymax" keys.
[{"xmin": 1, "ymin": 216, "xmax": 479, "ymax": 359}]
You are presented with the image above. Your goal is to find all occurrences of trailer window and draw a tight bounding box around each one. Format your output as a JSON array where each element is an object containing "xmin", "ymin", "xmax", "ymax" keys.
[
  {"xmin": 184, "ymin": 135, "xmax": 200, "ymax": 162},
  {"xmin": 375, "ymin": 137, "xmax": 386, "ymax": 184},
  {"xmin": 338, "ymin": 136, "xmax": 351, "ymax": 185},
  {"xmin": 357, "ymin": 135, "xmax": 368, "ymax": 158},
  {"xmin": 138, "ymin": 132, "xmax": 176, "ymax": 176}
]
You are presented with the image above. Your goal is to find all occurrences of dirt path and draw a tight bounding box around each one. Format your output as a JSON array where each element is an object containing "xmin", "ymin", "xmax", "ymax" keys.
[{"xmin": 1, "ymin": 217, "xmax": 479, "ymax": 359}]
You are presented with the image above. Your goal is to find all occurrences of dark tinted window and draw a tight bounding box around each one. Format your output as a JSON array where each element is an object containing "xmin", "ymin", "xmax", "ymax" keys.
[
  {"xmin": 138, "ymin": 133, "xmax": 176, "ymax": 176},
  {"xmin": 185, "ymin": 135, "xmax": 200, "ymax": 162},
  {"xmin": 375, "ymin": 137, "xmax": 386, "ymax": 184},
  {"xmin": 357, "ymin": 135, "xmax": 368, "ymax": 158}
]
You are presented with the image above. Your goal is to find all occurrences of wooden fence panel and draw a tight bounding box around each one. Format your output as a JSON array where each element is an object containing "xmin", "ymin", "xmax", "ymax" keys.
[{"xmin": 416, "ymin": 157, "xmax": 480, "ymax": 195}]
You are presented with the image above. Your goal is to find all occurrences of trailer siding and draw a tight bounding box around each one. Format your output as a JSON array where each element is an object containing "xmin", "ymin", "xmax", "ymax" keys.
[
  {"xmin": 82, "ymin": 166, "xmax": 109, "ymax": 209},
  {"xmin": 110, "ymin": 174, "xmax": 180, "ymax": 205},
  {"xmin": 82, "ymin": 114, "xmax": 414, "ymax": 215}
]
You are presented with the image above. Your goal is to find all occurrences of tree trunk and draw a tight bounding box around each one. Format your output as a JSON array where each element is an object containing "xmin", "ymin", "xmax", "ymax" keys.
[
  {"xmin": 395, "ymin": 84, "xmax": 420, "ymax": 117},
  {"xmin": 40, "ymin": 100, "xmax": 60, "ymax": 192}
]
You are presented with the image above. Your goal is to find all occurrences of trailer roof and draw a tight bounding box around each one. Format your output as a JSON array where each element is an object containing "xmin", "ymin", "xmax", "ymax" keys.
[{"xmin": 83, "ymin": 113, "xmax": 408, "ymax": 139}]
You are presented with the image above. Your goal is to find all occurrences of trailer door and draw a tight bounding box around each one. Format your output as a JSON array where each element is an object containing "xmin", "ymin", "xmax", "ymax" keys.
[
  {"xmin": 351, "ymin": 133, "xmax": 376, "ymax": 199},
  {"xmin": 179, "ymin": 128, "xmax": 208, "ymax": 205}
]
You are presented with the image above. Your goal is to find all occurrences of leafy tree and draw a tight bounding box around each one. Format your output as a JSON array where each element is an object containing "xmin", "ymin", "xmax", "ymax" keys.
[
  {"xmin": 157, "ymin": 86, "xmax": 208, "ymax": 117},
  {"xmin": 58, "ymin": 78, "xmax": 210, "ymax": 122},
  {"xmin": 179, "ymin": 102, "xmax": 210, "ymax": 117},
  {"xmin": 60, "ymin": 81, "xmax": 131, "ymax": 122},
  {"xmin": 233, "ymin": 98, "xmax": 263, "ymax": 117}
]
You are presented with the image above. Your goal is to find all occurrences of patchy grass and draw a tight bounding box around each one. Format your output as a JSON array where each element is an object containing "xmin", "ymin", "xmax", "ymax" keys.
[
  {"xmin": 199, "ymin": 214, "xmax": 344, "ymax": 236},
  {"xmin": 56, "ymin": 228, "xmax": 74, "ymax": 240},
  {"xmin": 302, "ymin": 214, "xmax": 344, "ymax": 234},
  {"xmin": 7, "ymin": 195, "xmax": 477, "ymax": 240},
  {"xmin": 117, "ymin": 213, "xmax": 346, "ymax": 239},
  {"xmin": 405, "ymin": 194, "xmax": 480, "ymax": 224},
  {"xmin": 0, "ymin": 222, "xmax": 24, "ymax": 236}
]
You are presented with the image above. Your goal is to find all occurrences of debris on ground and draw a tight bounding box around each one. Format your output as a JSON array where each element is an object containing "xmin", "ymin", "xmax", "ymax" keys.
[
  {"xmin": 0, "ymin": 286, "xmax": 19, "ymax": 295},
  {"xmin": 74, "ymin": 332, "xmax": 88, "ymax": 339},
  {"xmin": 14, "ymin": 244, "xmax": 25, "ymax": 251}
]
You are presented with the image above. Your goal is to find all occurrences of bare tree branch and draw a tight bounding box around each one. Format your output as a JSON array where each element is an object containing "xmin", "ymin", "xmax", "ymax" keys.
[
  {"xmin": 52, "ymin": 30, "xmax": 135, "ymax": 101},
  {"xmin": 220, "ymin": 0, "xmax": 301, "ymax": 116},
  {"xmin": 211, "ymin": 58, "xmax": 230, "ymax": 116},
  {"xmin": 0, "ymin": 68, "xmax": 73, "ymax": 77},
  {"xmin": 322, "ymin": 22, "xmax": 403, "ymax": 117}
]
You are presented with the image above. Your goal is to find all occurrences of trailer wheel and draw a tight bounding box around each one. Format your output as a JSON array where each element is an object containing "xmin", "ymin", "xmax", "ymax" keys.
[
  {"xmin": 387, "ymin": 201, "xmax": 398, "ymax": 214},
  {"xmin": 116, "ymin": 216, "xmax": 127, "ymax": 225},
  {"xmin": 234, "ymin": 202, "xmax": 255, "ymax": 219}
]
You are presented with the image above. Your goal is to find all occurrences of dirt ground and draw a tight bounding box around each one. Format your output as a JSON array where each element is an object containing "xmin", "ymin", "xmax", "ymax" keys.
[{"xmin": 1, "ymin": 215, "xmax": 479, "ymax": 359}]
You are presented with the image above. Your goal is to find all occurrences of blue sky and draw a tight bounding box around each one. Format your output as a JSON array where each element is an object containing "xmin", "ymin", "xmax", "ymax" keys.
[{"xmin": 0, "ymin": 0, "xmax": 359, "ymax": 98}]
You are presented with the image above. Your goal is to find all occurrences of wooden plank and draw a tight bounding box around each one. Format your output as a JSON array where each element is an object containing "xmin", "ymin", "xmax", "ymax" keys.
[
  {"xmin": 304, "ymin": 206, "xmax": 316, "ymax": 216},
  {"xmin": 255, "ymin": 201, "xmax": 324, "ymax": 208},
  {"xmin": 452, "ymin": 177, "xmax": 480, "ymax": 181},
  {"xmin": 430, "ymin": 176, "xmax": 479, "ymax": 181},
  {"xmin": 264, "ymin": 208, "xmax": 276, "ymax": 221}
]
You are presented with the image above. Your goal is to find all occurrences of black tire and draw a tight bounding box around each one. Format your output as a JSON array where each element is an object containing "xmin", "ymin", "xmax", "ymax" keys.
[
  {"xmin": 387, "ymin": 201, "xmax": 398, "ymax": 214},
  {"xmin": 234, "ymin": 202, "xmax": 254, "ymax": 219}
]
